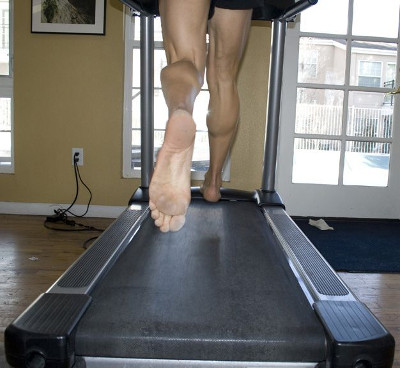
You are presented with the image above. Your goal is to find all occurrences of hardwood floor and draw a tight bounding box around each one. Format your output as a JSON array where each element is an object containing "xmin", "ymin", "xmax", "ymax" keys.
[
  {"xmin": 339, "ymin": 272, "xmax": 400, "ymax": 367},
  {"xmin": 0, "ymin": 214, "xmax": 114, "ymax": 368},
  {"xmin": 0, "ymin": 214, "xmax": 399, "ymax": 367}
]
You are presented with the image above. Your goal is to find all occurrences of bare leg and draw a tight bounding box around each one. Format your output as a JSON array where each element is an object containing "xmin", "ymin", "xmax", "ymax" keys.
[
  {"xmin": 149, "ymin": 0, "xmax": 210, "ymax": 232},
  {"xmin": 201, "ymin": 8, "xmax": 252, "ymax": 202}
]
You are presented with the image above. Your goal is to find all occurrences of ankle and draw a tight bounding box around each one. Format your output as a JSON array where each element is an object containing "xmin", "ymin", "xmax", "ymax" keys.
[
  {"xmin": 205, "ymin": 170, "xmax": 222, "ymax": 186},
  {"xmin": 163, "ymin": 110, "xmax": 196, "ymax": 151}
]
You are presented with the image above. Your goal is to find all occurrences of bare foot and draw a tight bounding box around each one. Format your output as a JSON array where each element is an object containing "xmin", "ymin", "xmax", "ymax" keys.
[
  {"xmin": 149, "ymin": 109, "xmax": 195, "ymax": 232},
  {"xmin": 200, "ymin": 171, "xmax": 222, "ymax": 202}
]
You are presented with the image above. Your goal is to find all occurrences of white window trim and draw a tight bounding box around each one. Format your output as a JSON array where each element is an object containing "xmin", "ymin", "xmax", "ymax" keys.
[{"xmin": 0, "ymin": 0, "xmax": 13, "ymax": 174}]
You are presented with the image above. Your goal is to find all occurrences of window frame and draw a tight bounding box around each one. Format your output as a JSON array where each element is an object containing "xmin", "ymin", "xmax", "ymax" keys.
[{"xmin": 0, "ymin": 0, "xmax": 13, "ymax": 174}]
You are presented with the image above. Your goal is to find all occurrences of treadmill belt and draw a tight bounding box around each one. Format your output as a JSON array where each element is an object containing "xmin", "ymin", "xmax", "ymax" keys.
[{"xmin": 75, "ymin": 200, "xmax": 326, "ymax": 362}]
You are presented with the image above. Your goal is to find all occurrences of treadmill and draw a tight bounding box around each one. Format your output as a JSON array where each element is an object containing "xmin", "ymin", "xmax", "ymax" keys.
[{"xmin": 5, "ymin": 1, "xmax": 395, "ymax": 367}]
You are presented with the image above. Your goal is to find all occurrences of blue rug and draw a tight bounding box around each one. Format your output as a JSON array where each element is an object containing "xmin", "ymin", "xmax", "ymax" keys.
[{"xmin": 294, "ymin": 218, "xmax": 400, "ymax": 273}]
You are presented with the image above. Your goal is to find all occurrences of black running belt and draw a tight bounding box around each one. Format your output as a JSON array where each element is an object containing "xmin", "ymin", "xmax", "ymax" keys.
[{"xmin": 75, "ymin": 200, "xmax": 326, "ymax": 362}]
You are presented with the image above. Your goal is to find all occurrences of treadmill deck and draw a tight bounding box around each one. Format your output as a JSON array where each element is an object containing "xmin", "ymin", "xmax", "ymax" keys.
[{"xmin": 75, "ymin": 200, "xmax": 326, "ymax": 362}]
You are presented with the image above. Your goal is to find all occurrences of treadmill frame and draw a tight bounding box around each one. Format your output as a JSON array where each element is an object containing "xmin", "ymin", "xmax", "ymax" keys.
[
  {"xmin": 4, "ymin": 192, "xmax": 395, "ymax": 368},
  {"xmin": 4, "ymin": 1, "xmax": 395, "ymax": 367}
]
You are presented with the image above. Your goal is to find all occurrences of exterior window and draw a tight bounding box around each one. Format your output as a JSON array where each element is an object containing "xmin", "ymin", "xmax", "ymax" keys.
[
  {"xmin": 386, "ymin": 62, "xmax": 396, "ymax": 86},
  {"xmin": 292, "ymin": 0, "xmax": 398, "ymax": 187},
  {"xmin": 0, "ymin": 0, "xmax": 12, "ymax": 173},
  {"xmin": 123, "ymin": 11, "xmax": 226, "ymax": 180},
  {"xmin": 384, "ymin": 62, "xmax": 396, "ymax": 105},
  {"xmin": 358, "ymin": 61, "xmax": 382, "ymax": 87},
  {"xmin": 298, "ymin": 47, "xmax": 318, "ymax": 80}
]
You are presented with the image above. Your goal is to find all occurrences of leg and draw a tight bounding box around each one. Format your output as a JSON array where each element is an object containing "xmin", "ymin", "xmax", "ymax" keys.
[
  {"xmin": 149, "ymin": 0, "xmax": 210, "ymax": 232},
  {"xmin": 201, "ymin": 7, "xmax": 252, "ymax": 202}
]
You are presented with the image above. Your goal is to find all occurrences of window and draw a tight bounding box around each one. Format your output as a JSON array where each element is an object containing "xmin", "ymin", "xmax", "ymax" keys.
[
  {"xmin": 385, "ymin": 62, "xmax": 396, "ymax": 86},
  {"xmin": 358, "ymin": 61, "xmax": 382, "ymax": 87},
  {"xmin": 292, "ymin": 0, "xmax": 398, "ymax": 187},
  {"xmin": 123, "ymin": 10, "xmax": 227, "ymax": 180},
  {"xmin": 298, "ymin": 47, "xmax": 318, "ymax": 80},
  {"xmin": 384, "ymin": 62, "xmax": 396, "ymax": 105},
  {"xmin": 0, "ymin": 0, "xmax": 12, "ymax": 173}
]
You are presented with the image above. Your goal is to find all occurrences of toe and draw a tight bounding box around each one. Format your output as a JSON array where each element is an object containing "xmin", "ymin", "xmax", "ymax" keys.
[
  {"xmin": 160, "ymin": 214, "xmax": 171, "ymax": 233},
  {"xmin": 151, "ymin": 208, "xmax": 160, "ymax": 220},
  {"xmin": 154, "ymin": 212, "xmax": 164, "ymax": 227},
  {"xmin": 169, "ymin": 215, "xmax": 186, "ymax": 232},
  {"xmin": 149, "ymin": 200, "xmax": 157, "ymax": 211}
]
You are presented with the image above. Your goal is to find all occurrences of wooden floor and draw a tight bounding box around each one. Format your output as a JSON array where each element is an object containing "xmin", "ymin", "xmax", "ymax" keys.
[{"xmin": 0, "ymin": 214, "xmax": 399, "ymax": 367}]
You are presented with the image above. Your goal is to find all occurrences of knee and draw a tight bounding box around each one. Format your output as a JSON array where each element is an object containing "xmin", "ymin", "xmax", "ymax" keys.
[
  {"xmin": 206, "ymin": 58, "xmax": 238, "ymax": 92},
  {"xmin": 206, "ymin": 59, "xmax": 238, "ymax": 103}
]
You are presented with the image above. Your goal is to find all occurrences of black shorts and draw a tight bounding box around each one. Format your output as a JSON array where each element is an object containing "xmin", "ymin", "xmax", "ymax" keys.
[
  {"xmin": 209, "ymin": 0, "xmax": 264, "ymax": 18},
  {"xmin": 214, "ymin": 0, "xmax": 264, "ymax": 9}
]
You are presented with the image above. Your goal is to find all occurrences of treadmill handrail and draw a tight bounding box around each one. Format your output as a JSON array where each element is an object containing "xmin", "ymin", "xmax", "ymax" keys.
[
  {"xmin": 261, "ymin": 0, "xmax": 318, "ymax": 192},
  {"xmin": 280, "ymin": 0, "xmax": 318, "ymax": 21},
  {"xmin": 120, "ymin": 0, "xmax": 159, "ymax": 16}
]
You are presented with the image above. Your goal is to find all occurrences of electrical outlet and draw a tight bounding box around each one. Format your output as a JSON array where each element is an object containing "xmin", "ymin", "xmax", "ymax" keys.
[{"xmin": 72, "ymin": 148, "xmax": 84, "ymax": 166}]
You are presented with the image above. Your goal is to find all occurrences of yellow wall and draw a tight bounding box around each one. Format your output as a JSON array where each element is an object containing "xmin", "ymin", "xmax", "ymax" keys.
[
  {"xmin": 0, "ymin": 1, "xmax": 271, "ymax": 207},
  {"xmin": 232, "ymin": 21, "xmax": 271, "ymax": 191}
]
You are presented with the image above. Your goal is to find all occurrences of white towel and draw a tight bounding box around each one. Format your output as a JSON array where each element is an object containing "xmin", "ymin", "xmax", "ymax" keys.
[{"xmin": 308, "ymin": 218, "xmax": 334, "ymax": 231}]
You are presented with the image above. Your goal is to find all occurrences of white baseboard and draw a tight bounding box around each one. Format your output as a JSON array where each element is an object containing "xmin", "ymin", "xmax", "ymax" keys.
[{"xmin": 0, "ymin": 202, "xmax": 126, "ymax": 218}]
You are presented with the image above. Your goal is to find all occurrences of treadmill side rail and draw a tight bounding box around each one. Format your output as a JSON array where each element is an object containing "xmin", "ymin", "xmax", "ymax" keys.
[
  {"xmin": 263, "ymin": 206, "xmax": 395, "ymax": 367},
  {"xmin": 50, "ymin": 204, "xmax": 149, "ymax": 294},
  {"xmin": 315, "ymin": 300, "xmax": 395, "ymax": 368},
  {"xmin": 262, "ymin": 207, "xmax": 350, "ymax": 300},
  {"xmin": 5, "ymin": 204, "xmax": 150, "ymax": 368},
  {"xmin": 5, "ymin": 293, "xmax": 91, "ymax": 368}
]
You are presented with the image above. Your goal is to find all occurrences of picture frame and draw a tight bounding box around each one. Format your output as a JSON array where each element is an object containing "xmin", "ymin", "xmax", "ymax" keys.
[{"xmin": 31, "ymin": 0, "xmax": 106, "ymax": 35}]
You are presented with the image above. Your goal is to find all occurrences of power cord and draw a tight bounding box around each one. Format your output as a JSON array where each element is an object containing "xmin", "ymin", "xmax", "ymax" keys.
[{"xmin": 44, "ymin": 153, "xmax": 105, "ymax": 237}]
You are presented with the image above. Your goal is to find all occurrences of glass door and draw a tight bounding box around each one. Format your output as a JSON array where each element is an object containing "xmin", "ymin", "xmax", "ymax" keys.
[{"xmin": 276, "ymin": 0, "xmax": 400, "ymax": 218}]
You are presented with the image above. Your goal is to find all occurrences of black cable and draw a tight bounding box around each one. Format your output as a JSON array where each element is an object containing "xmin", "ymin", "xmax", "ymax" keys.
[
  {"xmin": 66, "ymin": 163, "xmax": 92, "ymax": 218},
  {"xmin": 53, "ymin": 154, "xmax": 89, "ymax": 219},
  {"xmin": 44, "ymin": 157, "xmax": 105, "ymax": 235},
  {"xmin": 44, "ymin": 220, "xmax": 105, "ymax": 232},
  {"xmin": 44, "ymin": 221, "xmax": 86, "ymax": 232},
  {"xmin": 60, "ymin": 160, "xmax": 80, "ymax": 217},
  {"xmin": 82, "ymin": 236, "xmax": 100, "ymax": 249}
]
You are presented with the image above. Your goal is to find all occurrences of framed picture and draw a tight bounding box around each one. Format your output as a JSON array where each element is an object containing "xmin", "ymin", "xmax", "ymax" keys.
[{"xmin": 31, "ymin": 0, "xmax": 106, "ymax": 35}]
